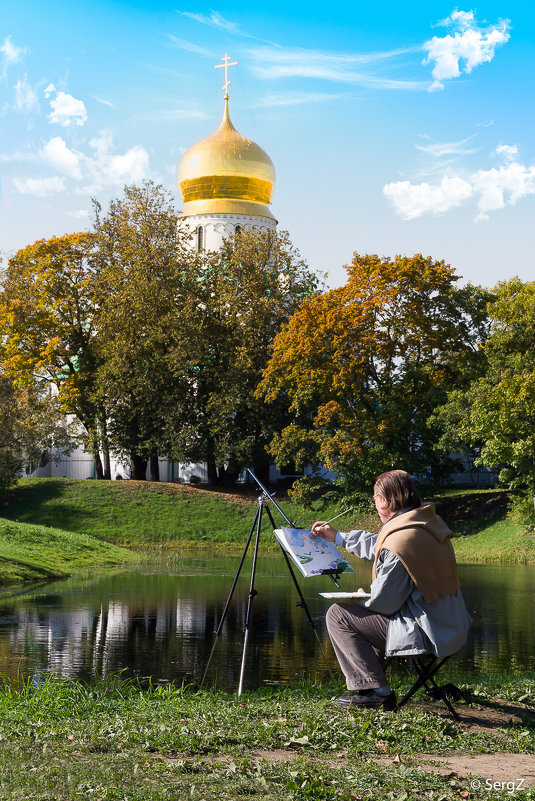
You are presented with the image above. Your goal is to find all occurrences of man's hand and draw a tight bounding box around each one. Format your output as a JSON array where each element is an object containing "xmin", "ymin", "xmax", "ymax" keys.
[{"xmin": 310, "ymin": 521, "xmax": 337, "ymax": 541}]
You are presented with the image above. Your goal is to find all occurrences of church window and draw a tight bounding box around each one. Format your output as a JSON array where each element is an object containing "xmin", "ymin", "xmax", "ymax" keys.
[
  {"xmin": 235, "ymin": 225, "xmax": 242, "ymax": 235},
  {"xmin": 196, "ymin": 226, "xmax": 204, "ymax": 251}
]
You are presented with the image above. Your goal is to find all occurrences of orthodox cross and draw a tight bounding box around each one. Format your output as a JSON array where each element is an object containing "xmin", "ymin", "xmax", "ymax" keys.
[{"xmin": 214, "ymin": 52, "xmax": 238, "ymax": 99}]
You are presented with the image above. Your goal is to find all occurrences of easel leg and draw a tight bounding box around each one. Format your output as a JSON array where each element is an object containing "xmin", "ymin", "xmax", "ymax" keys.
[
  {"xmin": 200, "ymin": 503, "xmax": 261, "ymax": 688},
  {"xmin": 238, "ymin": 498, "xmax": 263, "ymax": 695}
]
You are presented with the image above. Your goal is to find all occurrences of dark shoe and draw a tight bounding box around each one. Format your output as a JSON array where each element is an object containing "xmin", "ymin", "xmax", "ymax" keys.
[{"xmin": 336, "ymin": 690, "xmax": 397, "ymax": 710}]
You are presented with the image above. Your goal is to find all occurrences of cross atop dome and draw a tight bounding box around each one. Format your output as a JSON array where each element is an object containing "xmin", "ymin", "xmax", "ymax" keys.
[{"xmin": 214, "ymin": 52, "xmax": 238, "ymax": 100}]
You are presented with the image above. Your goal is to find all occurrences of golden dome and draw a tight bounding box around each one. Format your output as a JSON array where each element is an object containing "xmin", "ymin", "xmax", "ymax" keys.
[{"xmin": 178, "ymin": 98, "xmax": 276, "ymax": 220}]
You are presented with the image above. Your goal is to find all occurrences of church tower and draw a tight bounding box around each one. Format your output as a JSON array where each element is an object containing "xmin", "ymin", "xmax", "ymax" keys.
[{"xmin": 177, "ymin": 54, "xmax": 277, "ymax": 251}]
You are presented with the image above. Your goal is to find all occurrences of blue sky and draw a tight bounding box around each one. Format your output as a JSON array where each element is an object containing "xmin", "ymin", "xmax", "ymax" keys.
[{"xmin": 1, "ymin": 0, "xmax": 533, "ymax": 288}]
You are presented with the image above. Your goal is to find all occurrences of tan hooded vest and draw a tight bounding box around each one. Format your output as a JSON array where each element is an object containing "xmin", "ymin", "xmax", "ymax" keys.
[{"xmin": 371, "ymin": 502, "xmax": 460, "ymax": 604}]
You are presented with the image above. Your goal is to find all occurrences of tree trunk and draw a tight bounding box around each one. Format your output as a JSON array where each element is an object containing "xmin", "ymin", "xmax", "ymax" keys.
[
  {"xmin": 130, "ymin": 454, "xmax": 148, "ymax": 480},
  {"xmin": 99, "ymin": 413, "xmax": 111, "ymax": 480},
  {"xmin": 92, "ymin": 445, "xmax": 104, "ymax": 480},
  {"xmin": 150, "ymin": 453, "xmax": 160, "ymax": 482}
]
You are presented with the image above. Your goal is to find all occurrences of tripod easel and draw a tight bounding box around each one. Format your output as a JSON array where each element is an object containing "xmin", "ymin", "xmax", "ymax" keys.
[{"xmin": 201, "ymin": 469, "xmax": 337, "ymax": 694}]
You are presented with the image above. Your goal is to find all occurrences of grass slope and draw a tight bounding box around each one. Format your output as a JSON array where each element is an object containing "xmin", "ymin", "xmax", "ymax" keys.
[
  {"xmin": 0, "ymin": 479, "xmax": 533, "ymax": 589},
  {"xmin": 0, "ymin": 517, "xmax": 139, "ymax": 586}
]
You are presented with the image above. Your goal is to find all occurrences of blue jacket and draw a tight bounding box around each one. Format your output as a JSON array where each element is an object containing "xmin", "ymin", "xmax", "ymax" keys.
[{"xmin": 338, "ymin": 525, "xmax": 472, "ymax": 657}]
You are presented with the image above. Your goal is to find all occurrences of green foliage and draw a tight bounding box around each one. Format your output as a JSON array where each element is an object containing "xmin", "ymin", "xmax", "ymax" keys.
[
  {"xmin": 0, "ymin": 372, "xmax": 70, "ymax": 495},
  {"xmin": 258, "ymin": 253, "xmax": 491, "ymax": 494},
  {"xmin": 0, "ymin": 231, "xmax": 108, "ymax": 476},
  {"xmin": 436, "ymin": 278, "xmax": 535, "ymax": 526},
  {"xmin": 162, "ymin": 228, "xmax": 322, "ymax": 483}
]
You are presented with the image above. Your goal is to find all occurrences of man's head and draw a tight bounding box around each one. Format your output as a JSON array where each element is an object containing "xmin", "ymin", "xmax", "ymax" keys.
[{"xmin": 373, "ymin": 470, "xmax": 421, "ymax": 523}]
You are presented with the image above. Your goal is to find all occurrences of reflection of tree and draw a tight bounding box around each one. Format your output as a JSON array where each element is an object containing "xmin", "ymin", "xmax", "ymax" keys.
[{"xmin": 0, "ymin": 563, "xmax": 533, "ymax": 686}]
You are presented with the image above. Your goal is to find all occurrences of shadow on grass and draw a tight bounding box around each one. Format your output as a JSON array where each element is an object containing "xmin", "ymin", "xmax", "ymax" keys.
[
  {"xmin": 435, "ymin": 491, "xmax": 509, "ymax": 537},
  {"xmin": 0, "ymin": 479, "xmax": 98, "ymax": 535}
]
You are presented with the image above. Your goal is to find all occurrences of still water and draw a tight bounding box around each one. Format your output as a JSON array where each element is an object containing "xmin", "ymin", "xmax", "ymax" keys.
[{"xmin": 0, "ymin": 555, "xmax": 533, "ymax": 691}]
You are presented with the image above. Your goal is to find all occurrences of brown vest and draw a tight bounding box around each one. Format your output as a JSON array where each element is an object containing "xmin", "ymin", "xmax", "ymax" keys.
[{"xmin": 371, "ymin": 503, "xmax": 460, "ymax": 604}]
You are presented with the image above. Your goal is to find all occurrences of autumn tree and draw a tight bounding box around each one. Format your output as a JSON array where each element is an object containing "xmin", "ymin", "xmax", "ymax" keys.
[
  {"xmin": 0, "ymin": 370, "xmax": 71, "ymax": 493},
  {"xmin": 435, "ymin": 277, "xmax": 535, "ymax": 524},
  {"xmin": 165, "ymin": 228, "xmax": 321, "ymax": 484},
  {"xmin": 0, "ymin": 233, "xmax": 109, "ymax": 477},
  {"xmin": 91, "ymin": 181, "xmax": 195, "ymax": 480},
  {"xmin": 257, "ymin": 253, "xmax": 491, "ymax": 495}
]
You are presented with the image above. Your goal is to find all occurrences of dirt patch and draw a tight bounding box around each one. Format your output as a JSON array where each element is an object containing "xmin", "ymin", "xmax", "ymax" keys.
[{"xmin": 404, "ymin": 753, "xmax": 535, "ymax": 788}]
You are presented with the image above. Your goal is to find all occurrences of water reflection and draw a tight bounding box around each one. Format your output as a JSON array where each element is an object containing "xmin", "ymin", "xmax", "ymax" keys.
[{"xmin": 0, "ymin": 557, "xmax": 533, "ymax": 691}]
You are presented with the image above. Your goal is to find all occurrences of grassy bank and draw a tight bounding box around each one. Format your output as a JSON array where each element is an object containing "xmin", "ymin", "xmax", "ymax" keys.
[
  {"xmin": 0, "ymin": 479, "xmax": 533, "ymax": 587},
  {"xmin": 0, "ymin": 671, "xmax": 533, "ymax": 800},
  {"xmin": 0, "ymin": 517, "xmax": 140, "ymax": 586}
]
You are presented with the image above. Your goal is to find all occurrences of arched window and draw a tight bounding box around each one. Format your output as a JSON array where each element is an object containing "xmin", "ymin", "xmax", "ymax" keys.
[
  {"xmin": 196, "ymin": 226, "xmax": 204, "ymax": 251},
  {"xmin": 235, "ymin": 225, "xmax": 242, "ymax": 235}
]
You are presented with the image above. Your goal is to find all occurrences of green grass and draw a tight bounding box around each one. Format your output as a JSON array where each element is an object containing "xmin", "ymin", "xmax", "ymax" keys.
[
  {"xmin": 0, "ymin": 479, "xmax": 533, "ymax": 588},
  {"xmin": 0, "ymin": 517, "xmax": 140, "ymax": 586},
  {"xmin": 0, "ymin": 672, "xmax": 533, "ymax": 801},
  {"xmin": 0, "ymin": 478, "xmax": 353, "ymax": 547}
]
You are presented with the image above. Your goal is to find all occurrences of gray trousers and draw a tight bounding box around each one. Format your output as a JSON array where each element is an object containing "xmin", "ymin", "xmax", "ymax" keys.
[{"xmin": 326, "ymin": 602, "xmax": 389, "ymax": 691}]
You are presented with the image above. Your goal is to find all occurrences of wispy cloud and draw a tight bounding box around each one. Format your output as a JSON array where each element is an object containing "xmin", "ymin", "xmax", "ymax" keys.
[
  {"xmin": 168, "ymin": 34, "xmax": 213, "ymax": 57},
  {"xmin": 176, "ymin": 9, "xmax": 243, "ymax": 35},
  {"xmin": 14, "ymin": 75, "xmax": 38, "ymax": 112},
  {"xmin": 423, "ymin": 10, "xmax": 511, "ymax": 91},
  {"xmin": 134, "ymin": 107, "xmax": 208, "ymax": 121},
  {"xmin": 248, "ymin": 45, "xmax": 427, "ymax": 90},
  {"xmin": 91, "ymin": 95, "xmax": 114, "ymax": 108},
  {"xmin": 384, "ymin": 146, "xmax": 535, "ymax": 222},
  {"xmin": 256, "ymin": 91, "xmax": 343, "ymax": 108},
  {"xmin": 13, "ymin": 176, "xmax": 66, "ymax": 196},
  {"xmin": 415, "ymin": 135, "xmax": 478, "ymax": 158},
  {"xmin": 1, "ymin": 36, "xmax": 25, "ymax": 79}
]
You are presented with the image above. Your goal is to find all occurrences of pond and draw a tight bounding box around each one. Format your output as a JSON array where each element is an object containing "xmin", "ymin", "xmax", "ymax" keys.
[{"xmin": 0, "ymin": 554, "xmax": 533, "ymax": 691}]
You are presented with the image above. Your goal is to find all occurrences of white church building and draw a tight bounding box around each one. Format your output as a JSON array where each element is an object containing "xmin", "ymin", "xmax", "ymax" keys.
[{"xmin": 28, "ymin": 56, "xmax": 303, "ymax": 485}]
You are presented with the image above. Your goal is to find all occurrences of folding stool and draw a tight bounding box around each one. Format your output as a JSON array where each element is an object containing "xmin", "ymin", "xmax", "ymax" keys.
[{"xmin": 388, "ymin": 654, "xmax": 462, "ymax": 720}]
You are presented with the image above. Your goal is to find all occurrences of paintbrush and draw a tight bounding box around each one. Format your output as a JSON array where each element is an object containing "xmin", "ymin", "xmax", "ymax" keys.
[{"xmin": 325, "ymin": 508, "xmax": 353, "ymax": 525}]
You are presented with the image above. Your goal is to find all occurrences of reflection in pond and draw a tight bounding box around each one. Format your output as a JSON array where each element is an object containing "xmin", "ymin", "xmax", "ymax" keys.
[{"xmin": 0, "ymin": 556, "xmax": 533, "ymax": 691}]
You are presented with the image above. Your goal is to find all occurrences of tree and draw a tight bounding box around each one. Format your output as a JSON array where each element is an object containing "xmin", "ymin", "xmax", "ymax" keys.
[
  {"xmin": 0, "ymin": 233, "xmax": 109, "ymax": 477},
  {"xmin": 164, "ymin": 228, "xmax": 321, "ymax": 484},
  {"xmin": 0, "ymin": 370, "xmax": 70, "ymax": 494},
  {"xmin": 436, "ymin": 277, "xmax": 535, "ymax": 522},
  {"xmin": 91, "ymin": 181, "xmax": 195, "ymax": 480},
  {"xmin": 257, "ymin": 253, "xmax": 491, "ymax": 495}
]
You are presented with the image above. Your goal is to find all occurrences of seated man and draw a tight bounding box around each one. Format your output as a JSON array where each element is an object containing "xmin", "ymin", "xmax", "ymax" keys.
[{"xmin": 311, "ymin": 469, "xmax": 472, "ymax": 709}]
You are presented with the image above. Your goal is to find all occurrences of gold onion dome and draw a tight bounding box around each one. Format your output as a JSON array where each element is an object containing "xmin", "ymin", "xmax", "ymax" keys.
[{"xmin": 178, "ymin": 98, "xmax": 276, "ymax": 220}]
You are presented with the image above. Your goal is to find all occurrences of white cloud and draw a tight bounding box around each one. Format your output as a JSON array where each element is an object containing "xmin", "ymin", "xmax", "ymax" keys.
[
  {"xmin": 248, "ymin": 45, "xmax": 427, "ymax": 90},
  {"xmin": 176, "ymin": 10, "xmax": 241, "ymax": 34},
  {"xmin": 1, "ymin": 36, "xmax": 25, "ymax": 78},
  {"xmin": 91, "ymin": 95, "xmax": 114, "ymax": 108},
  {"xmin": 67, "ymin": 209, "xmax": 90, "ymax": 219},
  {"xmin": 472, "ymin": 161, "xmax": 535, "ymax": 221},
  {"xmin": 47, "ymin": 89, "xmax": 87, "ymax": 127},
  {"xmin": 415, "ymin": 135, "xmax": 478, "ymax": 158},
  {"xmin": 256, "ymin": 91, "xmax": 342, "ymax": 107},
  {"xmin": 42, "ymin": 137, "xmax": 82, "ymax": 179},
  {"xmin": 13, "ymin": 176, "xmax": 65, "ymax": 196},
  {"xmin": 168, "ymin": 35, "xmax": 213, "ymax": 57},
  {"xmin": 423, "ymin": 9, "xmax": 510, "ymax": 91},
  {"xmin": 384, "ymin": 146, "xmax": 535, "ymax": 221},
  {"xmin": 383, "ymin": 174, "xmax": 473, "ymax": 219},
  {"xmin": 14, "ymin": 75, "xmax": 38, "ymax": 112},
  {"xmin": 135, "ymin": 107, "xmax": 208, "ymax": 121},
  {"xmin": 494, "ymin": 144, "xmax": 518, "ymax": 162},
  {"xmin": 75, "ymin": 131, "xmax": 150, "ymax": 193}
]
